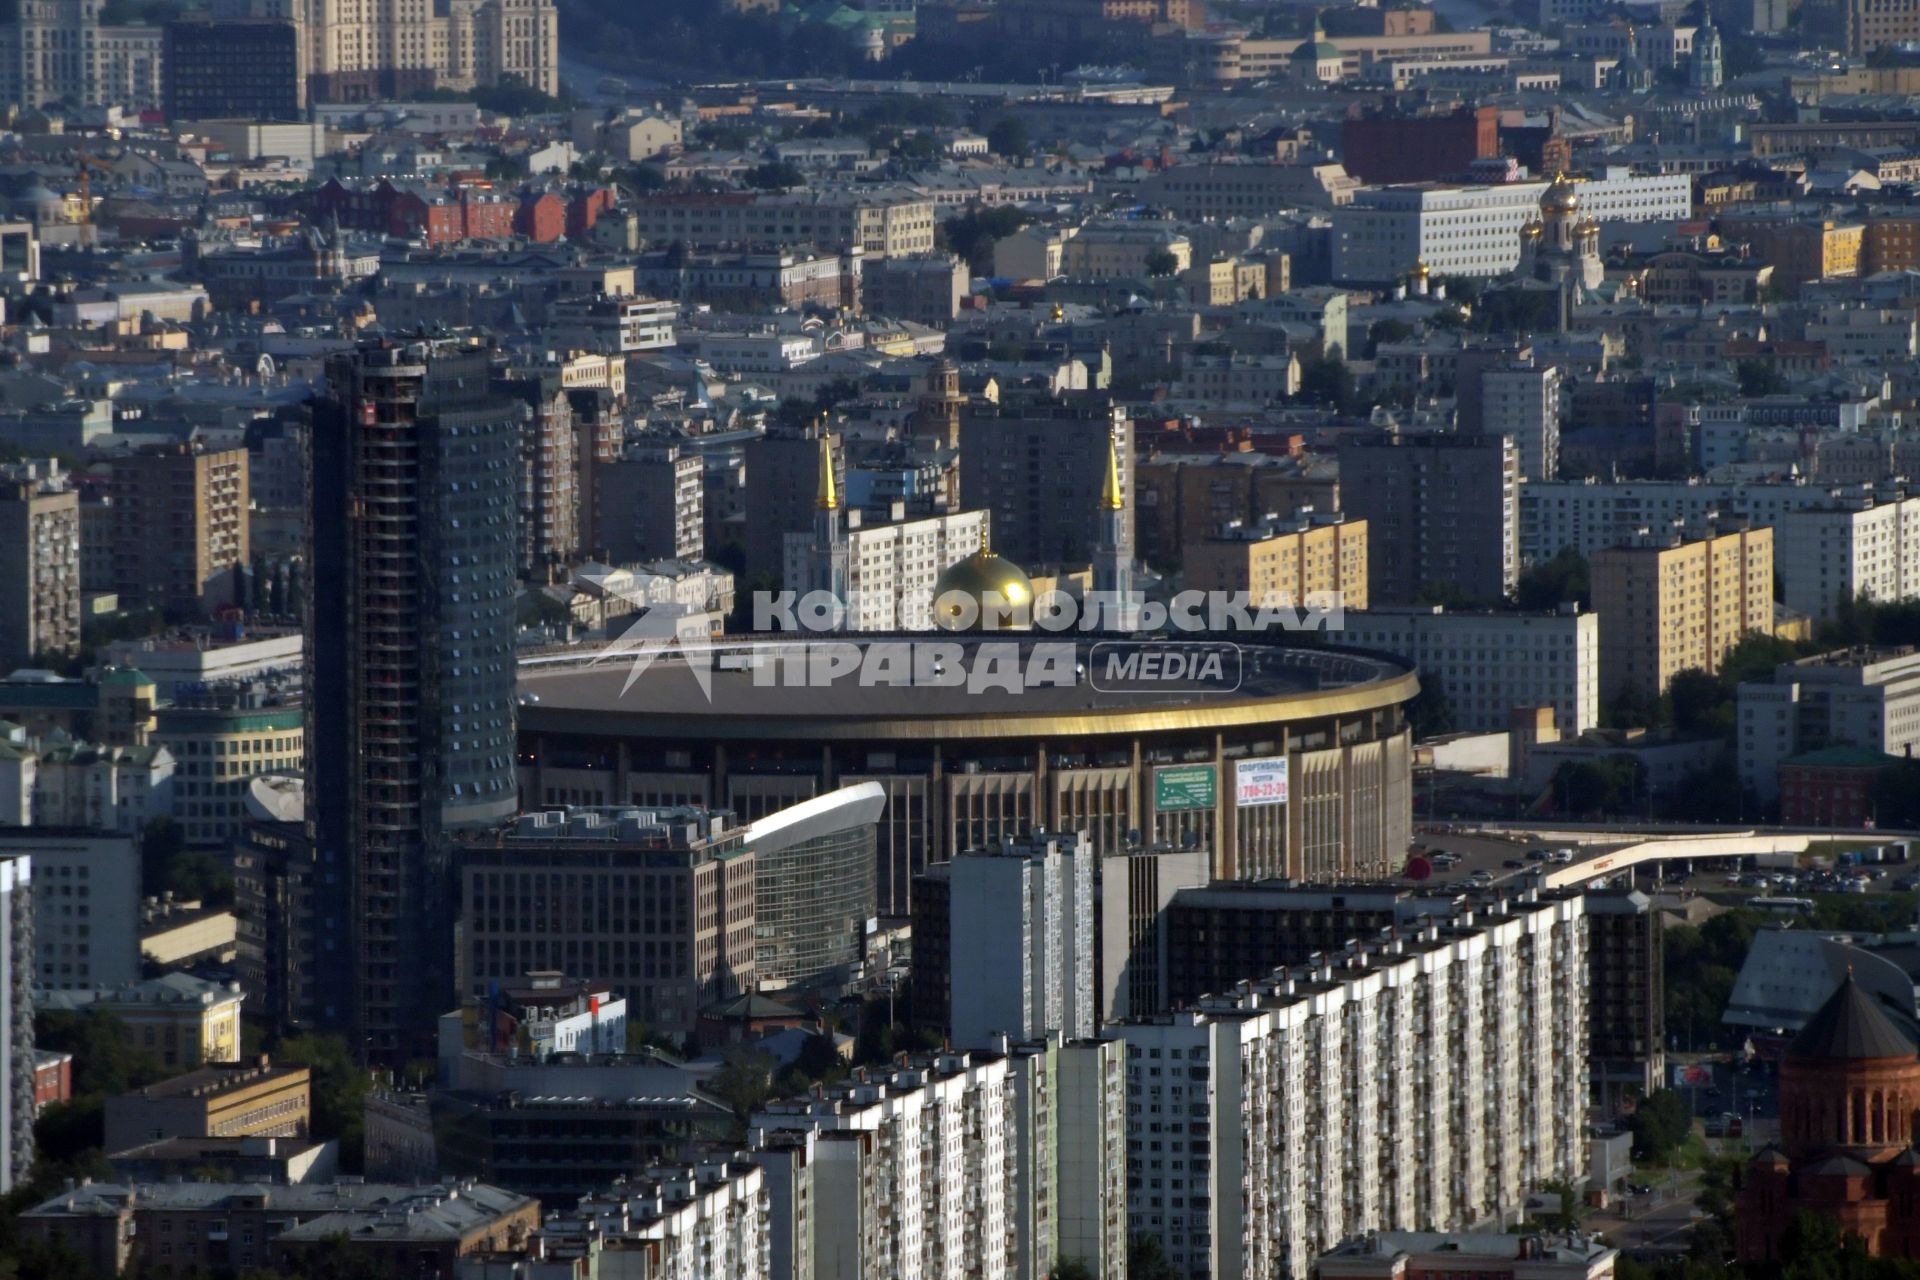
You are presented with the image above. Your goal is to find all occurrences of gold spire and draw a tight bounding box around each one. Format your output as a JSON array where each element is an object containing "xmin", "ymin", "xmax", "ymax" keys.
[
  {"xmin": 1101, "ymin": 434, "xmax": 1125, "ymax": 511},
  {"xmin": 815, "ymin": 432, "xmax": 839, "ymax": 512}
]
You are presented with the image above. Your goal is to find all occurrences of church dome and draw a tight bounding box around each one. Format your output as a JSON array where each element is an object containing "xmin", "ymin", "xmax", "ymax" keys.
[
  {"xmin": 1542, "ymin": 172, "xmax": 1580, "ymax": 215},
  {"xmin": 932, "ymin": 548, "xmax": 1034, "ymax": 632},
  {"xmin": 1790, "ymin": 972, "xmax": 1915, "ymax": 1062}
]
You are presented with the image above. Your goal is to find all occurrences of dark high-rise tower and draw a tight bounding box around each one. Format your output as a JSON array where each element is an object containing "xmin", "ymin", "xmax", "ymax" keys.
[{"xmin": 307, "ymin": 338, "xmax": 520, "ymax": 1061}]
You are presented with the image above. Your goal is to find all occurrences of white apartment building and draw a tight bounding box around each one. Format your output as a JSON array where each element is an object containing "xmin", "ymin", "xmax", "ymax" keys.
[
  {"xmin": 949, "ymin": 831, "xmax": 1095, "ymax": 1049},
  {"xmin": 1481, "ymin": 360, "xmax": 1561, "ymax": 482},
  {"xmin": 698, "ymin": 332, "xmax": 820, "ymax": 376},
  {"xmin": 1776, "ymin": 487, "xmax": 1920, "ymax": 621},
  {"xmin": 751, "ymin": 1041, "xmax": 1129, "ymax": 1280},
  {"xmin": 1737, "ymin": 646, "xmax": 1920, "ymax": 803},
  {"xmin": 558, "ymin": 1161, "xmax": 769, "ymax": 1280},
  {"xmin": 1520, "ymin": 477, "xmax": 1863, "ymax": 565},
  {"xmin": 1118, "ymin": 889, "xmax": 1588, "ymax": 1280},
  {"xmin": 26, "ymin": 741, "xmax": 174, "ymax": 835},
  {"xmin": 0, "ymin": 830, "xmax": 140, "ymax": 992},
  {"xmin": 785, "ymin": 508, "xmax": 989, "ymax": 631},
  {"xmin": 1330, "ymin": 170, "xmax": 1691, "ymax": 281},
  {"xmin": 1340, "ymin": 604, "xmax": 1601, "ymax": 734}
]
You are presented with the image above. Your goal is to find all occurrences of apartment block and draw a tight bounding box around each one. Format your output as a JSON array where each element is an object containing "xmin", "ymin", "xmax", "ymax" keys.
[
  {"xmin": 0, "ymin": 829, "xmax": 140, "ymax": 993},
  {"xmin": 592, "ymin": 445, "xmax": 705, "ymax": 565},
  {"xmin": 1120, "ymin": 890, "xmax": 1588, "ymax": 1280},
  {"xmin": 751, "ymin": 1039, "xmax": 1128, "ymax": 1280},
  {"xmin": 1592, "ymin": 522, "xmax": 1774, "ymax": 700},
  {"xmin": 1337, "ymin": 431, "xmax": 1518, "ymax": 606},
  {"xmin": 108, "ymin": 444, "xmax": 249, "ymax": 615},
  {"xmin": 1339, "ymin": 604, "xmax": 1601, "ymax": 734},
  {"xmin": 1133, "ymin": 450, "xmax": 1338, "ymax": 572},
  {"xmin": 1521, "ymin": 477, "xmax": 1843, "ymax": 566},
  {"xmin": 958, "ymin": 395, "xmax": 1134, "ymax": 569},
  {"xmin": 494, "ymin": 372, "xmax": 579, "ymax": 577},
  {"xmin": 1585, "ymin": 888, "xmax": 1665, "ymax": 1110},
  {"xmin": 861, "ymin": 252, "xmax": 968, "ymax": 325},
  {"xmin": 0, "ymin": 852, "xmax": 29, "ymax": 1193},
  {"xmin": 456, "ymin": 807, "xmax": 756, "ymax": 1041},
  {"xmin": 949, "ymin": 831, "xmax": 1095, "ymax": 1050},
  {"xmin": 1736, "ymin": 646, "xmax": 1920, "ymax": 804},
  {"xmin": 1181, "ymin": 512, "xmax": 1368, "ymax": 610},
  {"xmin": 547, "ymin": 1162, "xmax": 768, "ymax": 1279},
  {"xmin": 0, "ymin": 462, "xmax": 79, "ymax": 673},
  {"xmin": 1481, "ymin": 359, "xmax": 1562, "ymax": 482},
  {"xmin": 784, "ymin": 507, "xmax": 988, "ymax": 631},
  {"xmin": 1775, "ymin": 486, "xmax": 1920, "ymax": 622}
]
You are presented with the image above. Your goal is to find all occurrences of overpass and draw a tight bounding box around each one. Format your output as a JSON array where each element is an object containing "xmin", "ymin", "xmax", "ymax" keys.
[{"xmin": 1539, "ymin": 831, "xmax": 1815, "ymax": 891}]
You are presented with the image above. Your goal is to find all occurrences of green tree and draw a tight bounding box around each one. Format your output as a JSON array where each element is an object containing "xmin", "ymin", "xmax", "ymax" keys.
[
  {"xmin": 707, "ymin": 1049, "xmax": 777, "ymax": 1141},
  {"xmin": 744, "ymin": 161, "xmax": 806, "ymax": 190},
  {"xmin": 275, "ymin": 1034, "xmax": 370, "ymax": 1171},
  {"xmin": 939, "ymin": 205, "xmax": 1029, "ymax": 276},
  {"xmin": 1364, "ymin": 317, "xmax": 1415, "ymax": 358},
  {"xmin": 1667, "ymin": 668, "xmax": 1731, "ymax": 737},
  {"xmin": 1128, "ymin": 1233, "xmax": 1180, "ymax": 1280},
  {"xmin": 1628, "ymin": 1088, "xmax": 1694, "ymax": 1163},
  {"xmin": 986, "ymin": 117, "xmax": 1031, "ymax": 160},
  {"xmin": 1553, "ymin": 755, "xmax": 1642, "ymax": 816},
  {"xmin": 1055, "ymin": 1259, "xmax": 1098, "ymax": 1280},
  {"xmin": 1737, "ymin": 358, "xmax": 1788, "ymax": 397},
  {"xmin": 1143, "ymin": 248, "xmax": 1179, "ymax": 278},
  {"xmin": 1295, "ymin": 356, "xmax": 1355, "ymax": 412},
  {"xmin": 1514, "ymin": 547, "xmax": 1591, "ymax": 610},
  {"xmin": 37, "ymin": 1010, "xmax": 166, "ymax": 1096}
]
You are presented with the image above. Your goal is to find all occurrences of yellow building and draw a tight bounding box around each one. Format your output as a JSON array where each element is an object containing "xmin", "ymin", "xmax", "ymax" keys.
[
  {"xmin": 1726, "ymin": 219, "xmax": 1863, "ymax": 294},
  {"xmin": 89, "ymin": 974, "xmax": 245, "ymax": 1072},
  {"xmin": 1592, "ymin": 523, "xmax": 1774, "ymax": 701},
  {"xmin": 103, "ymin": 1056, "xmax": 310, "ymax": 1154},
  {"xmin": 1182, "ymin": 513, "xmax": 1369, "ymax": 610}
]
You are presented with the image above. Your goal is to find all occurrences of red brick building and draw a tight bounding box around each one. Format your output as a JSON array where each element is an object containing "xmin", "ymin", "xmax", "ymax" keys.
[
  {"xmin": 1341, "ymin": 106, "xmax": 1499, "ymax": 185},
  {"xmin": 568, "ymin": 187, "xmax": 616, "ymax": 239},
  {"xmin": 1779, "ymin": 747, "xmax": 1899, "ymax": 828},
  {"xmin": 1739, "ymin": 975, "xmax": 1920, "ymax": 1263},
  {"xmin": 33, "ymin": 1050, "xmax": 71, "ymax": 1112},
  {"xmin": 309, "ymin": 179, "xmax": 515, "ymax": 245},
  {"xmin": 516, "ymin": 190, "xmax": 567, "ymax": 243}
]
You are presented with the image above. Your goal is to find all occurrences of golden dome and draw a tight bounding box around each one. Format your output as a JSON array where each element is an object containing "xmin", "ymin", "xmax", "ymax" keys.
[
  {"xmin": 932, "ymin": 548, "xmax": 1035, "ymax": 632},
  {"xmin": 1522, "ymin": 218, "xmax": 1544, "ymax": 238},
  {"xmin": 1542, "ymin": 172, "xmax": 1580, "ymax": 215}
]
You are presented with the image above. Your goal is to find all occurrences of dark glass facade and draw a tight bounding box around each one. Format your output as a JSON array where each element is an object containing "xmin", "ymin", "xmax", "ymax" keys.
[
  {"xmin": 163, "ymin": 19, "xmax": 301, "ymax": 122},
  {"xmin": 308, "ymin": 339, "xmax": 519, "ymax": 1062}
]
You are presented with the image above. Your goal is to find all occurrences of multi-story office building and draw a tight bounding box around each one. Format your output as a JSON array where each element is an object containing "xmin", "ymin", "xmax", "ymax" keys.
[
  {"xmin": 0, "ymin": 462, "xmax": 78, "ymax": 674},
  {"xmin": 1736, "ymin": 646, "xmax": 1920, "ymax": 804},
  {"xmin": 109, "ymin": 444, "xmax": 250, "ymax": 616},
  {"xmin": 1339, "ymin": 604, "xmax": 1601, "ymax": 734},
  {"xmin": 1134, "ymin": 450, "xmax": 1339, "ymax": 572},
  {"xmin": 0, "ymin": 851, "xmax": 31, "ymax": 1193},
  {"xmin": 745, "ymin": 423, "xmax": 843, "ymax": 584},
  {"xmin": 162, "ymin": 16, "xmax": 300, "ymax": 119},
  {"xmin": 629, "ymin": 190, "xmax": 938, "ymax": 260},
  {"xmin": 958, "ymin": 394, "xmax": 1134, "ymax": 569},
  {"xmin": 494, "ymin": 372, "xmax": 578, "ymax": 579},
  {"xmin": 1592, "ymin": 522, "xmax": 1774, "ymax": 700},
  {"xmin": 592, "ymin": 445, "xmax": 704, "ymax": 565},
  {"xmin": 1181, "ymin": 511, "xmax": 1368, "ymax": 610},
  {"xmin": 785, "ymin": 506, "xmax": 989, "ymax": 631},
  {"xmin": 153, "ymin": 698, "xmax": 304, "ymax": 848},
  {"xmin": 751, "ymin": 1039, "xmax": 1128, "ymax": 1280},
  {"xmin": 1775, "ymin": 486, "xmax": 1920, "ymax": 622},
  {"xmin": 456, "ymin": 807, "xmax": 756, "ymax": 1041},
  {"xmin": 0, "ymin": 830, "xmax": 139, "ymax": 993},
  {"xmin": 1330, "ymin": 170, "xmax": 1691, "ymax": 281},
  {"xmin": 1096, "ymin": 845, "xmax": 1211, "ymax": 1024},
  {"xmin": 232, "ymin": 793, "xmax": 316, "ymax": 1032},
  {"xmin": 1481, "ymin": 358, "xmax": 1562, "ymax": 482},
  {"xmin": 307, "ymin": 339, "xmax": 521, "ymax": 1061},
  {"xmin": 1121, "ymin": 889, "xmax": 1589, "ymax": 1280},
  {"xmin": 20, "ymin": 739, "xmax": 173, "ymax": 834},
  {"xmin": 1585, "ymin": 888, "xmax": 1665, "ymax": 1110},
  {"xmin": 1338, "ymin": 431, "xmax": 1519, "ymax": 606},
  {"xmin": 949, "ymin": 831, "xmax": 1095, "ymax": 1049}
]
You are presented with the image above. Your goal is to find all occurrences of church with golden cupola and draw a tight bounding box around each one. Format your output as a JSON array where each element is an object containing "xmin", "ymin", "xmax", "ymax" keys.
[{"xmin": 1511, "ymin": 172, "xmax": 1605, "ymax": 330}]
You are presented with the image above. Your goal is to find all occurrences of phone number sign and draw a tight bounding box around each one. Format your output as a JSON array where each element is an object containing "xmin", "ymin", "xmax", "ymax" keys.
[{"xmin": 1234, "ymin": 756, "xmax": 1289, "ymax": 808}]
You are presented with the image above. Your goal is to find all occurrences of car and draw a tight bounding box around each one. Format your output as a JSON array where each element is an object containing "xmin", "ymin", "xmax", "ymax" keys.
[
  {"xmin": 1627, "ymin": 1182, "xmax": 1653, "ymax": 1195},
  {"xmin": 1549, "ymin": 849, "xmax": 1575, "ymax": 865},
  {"xmin": 1527, "ymin": 849, "xmax": 1550, "ymax": 862},
  {"xmin": 1504, "ymin": 858, "xmax": 1526, "ymax": 869},
  {"xmin": 1468, "ymin": 869, "xmax": 1494, "ymax": 884}
]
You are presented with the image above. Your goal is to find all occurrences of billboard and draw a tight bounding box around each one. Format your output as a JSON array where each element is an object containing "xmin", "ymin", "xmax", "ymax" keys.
[
  {"xmin": 1154, "ymin": 764, "xmax": 1217, "ymax": 812},
  {"xmin": 1234, "ymin": 756, "xmax": 1289, "ymax": 808}
]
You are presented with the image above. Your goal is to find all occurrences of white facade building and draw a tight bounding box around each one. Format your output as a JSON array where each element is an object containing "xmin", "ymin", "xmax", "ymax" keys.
[
  {"xmin": 1776, "ymin": 488, "xmax": 1920, "ymax": 621},
  {"xmin": 0, "ymin": 829, "xmax": 139, "ymax": 992},
  {"xmin": 949, "ymin": 831, "xmax": 1095, "ymax": 1049},
  {"xmin": 1736, "ymin": 647, "xmax": 1920, "ymax": 803},
  {"xmin": 751, "ymin": 1042, "xmax": 1128, "ymax": 1280},
  {"xmin": 1520, "ymin": 477, "xmax": 1872, "ymax": 565},
  {"xmin": 1340, "ymin": 604, "xmax": 1601, "ymax": 734},
  {"xmin": 785, "ymin": 508, "xmax": 989, "ymax": 631},
  {"xmin": 28, "ymin": 741, "xmax": 174, "ymax": 835},
  {"xmin": 1481, "ymin": 360, "xmax": 1562, "ymax": 483},
  {"xmin": 561, "ymin": 1161, "xmax": 769, "ymax": 1280},
  {"xmin": 1118, "ymin": 890, "xmax": 1588, "ymax": 1280},
  {"xmin": 1331, "ymin": 170, "xmax": 1691, "ymax": 281}
]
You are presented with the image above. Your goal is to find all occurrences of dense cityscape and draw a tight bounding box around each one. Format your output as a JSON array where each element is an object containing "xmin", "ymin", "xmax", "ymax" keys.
[{"xmin": 2, "ymin": 0, "xmax": 1920, "ymax": 1276}]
